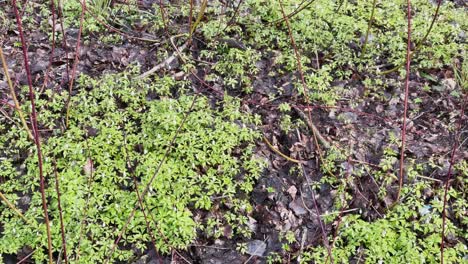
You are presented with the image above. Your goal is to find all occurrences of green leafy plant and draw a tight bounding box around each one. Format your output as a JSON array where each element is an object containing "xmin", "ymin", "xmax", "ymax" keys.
[
  {"xmin": 304, "ymin": 197, "xmax": 465, "ymax": 263},
  {"xmin": 266, "ymin": 251, "xmax": 282, "ymax": 264},
  {"xmin": 298, "ymin": 160, "xmax": 467, "ymax": 264},
  {"xmin": 0, "ymin": 69, "xmax": 264, "ymax": 262}
]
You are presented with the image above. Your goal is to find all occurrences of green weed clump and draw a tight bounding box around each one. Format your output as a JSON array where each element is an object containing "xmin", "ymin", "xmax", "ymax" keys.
[
  {"xmin": 0, "ymin": 70, "xmax": 264, "ymax": 263},
  {"xmin": 292, "ymin": 148, "xmax": 467, "ymax": 264},
  {"xmin": 301, "ymin": 197, "xmax": 466, "ymax": 263},
  {"xmin": 198, "ymin": 0, "xmax": 465, "ymax": 103},
  {"xmin": 35, "ymin": 0, "xmax": 167, "ymax": 40},
  {"xmin": 245, "ymin": 0, "xmax": 465, "ymax": 70}
]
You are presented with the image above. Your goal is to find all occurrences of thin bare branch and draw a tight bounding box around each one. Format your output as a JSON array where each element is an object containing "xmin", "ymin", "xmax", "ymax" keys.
[
  {"xmin": 11, "ymin": 0, "xmax": 53, "ymax": 262},
  {"xmin": 441, "ymin": 94, "xmax": 466, "ymax": 264},
  {"xmin": 380, "ymin": 0, "xmax": 443, "ymax": 75},
  {"xmin": 0, "ymin": 47, "xmax": 34, "ymax": 141},
  {"xmin": 53, "ymin": 159, "xmax": 68, "ymax": 264},
  {"xmin": 396, "ymin": 0, "xmax": 412, "ymax": 202},
  {"xmin": 65, "ymin": 0, "xmax": 86, "ymax": 128}
]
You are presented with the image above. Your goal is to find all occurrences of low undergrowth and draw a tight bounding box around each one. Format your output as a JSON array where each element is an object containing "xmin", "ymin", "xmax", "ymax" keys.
[
  {"xmin": 262, "ymin": 148, "xmax": 467, "ymax": 263},
  {"xmin": 301, "ymin": 169, "xmax": 467, "ymax": 263},
  {"xmin": 0, "ymin": 0, "xmax": 466, "ymax": 263},
  {"xmin": 0, "ymin": 70, "xmax": 264, "ymax": 263}
]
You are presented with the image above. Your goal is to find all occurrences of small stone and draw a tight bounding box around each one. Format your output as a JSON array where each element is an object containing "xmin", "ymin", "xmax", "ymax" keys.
[
  {"xmin": 289, "ymin": 200, "xmax": 307, "ymax": 216},
  {"xmin": 441, "ymin": 78, "xmax": 456, "ymax": 91},
  {"xmin": 246, "ymin": 216, "xmax": 257, "ymax": 233},
  {"xmin": 287, "ymin": 185, "xmax": 297, "ymax": 200},
  {"xmin": 419, "ymin": 205, "xmax": 432, "ymax": 216},
  {"xmin": 246, "ymin": 240, "xmax": 266, "ymax": 256},
  {"xmin": 376, "ymin": 104, "xmax": 384, "ymax": 113},
  {"xmin": 214, "ymin": 239, "xmax": 225, "ymax": 246},
  {"xmin": 338, "ymin": 112, "xmax": 357, "ymax": 124}
]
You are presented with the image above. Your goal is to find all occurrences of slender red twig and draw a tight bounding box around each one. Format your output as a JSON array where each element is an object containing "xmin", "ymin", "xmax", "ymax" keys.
[
  {"xmin": 324, "ymin": 157, "xmax": 353, "ymax": 264},
  {"xmin": 65, "ymin": 0, "xmax": 86, "ymax": 128},
  {"xmin": 57, "ymin": 0, "xmax": 71, "ymax": 89},
  {"xmin": 159, "ymin": 0, "xmax": 169, "ymax": 35},
  {"xmin": 17, "ymin": 249, "xmax": 37, "ymax": 264},
  {"xmin": 0, "ymin": 99, "xmax": 17, "ymax": 109},
  {"xmin": 277, "ymin": 0, "xmax": 322, "ymax": 156},
  {"xmin": 53, "ymin": 159, "xmax": 69, "ymax": 264},
  {"xmin": 300, "ymin": 164, "xmax": 333, "ymax": 263},
  {"xmin": 440, "ymin": 94, "xmax": 466, "ymax": 264},
  {"xmin": 11, "ymin": 0, "xmax": 54, "ymax": 263},
  {"xmin": 41, "ymin": 0, "xmax": 57, "ymax": 91},
  {"xmin": 380, "ymin": 0, "xmax": 443, "ymax": 74},
  {"xmin": 396, "ymin": 0, "xmax": 412, "ymax": 202},
  {"xmin": 278, "ymin": 0, "xmax": 332, "ymax": 261}
]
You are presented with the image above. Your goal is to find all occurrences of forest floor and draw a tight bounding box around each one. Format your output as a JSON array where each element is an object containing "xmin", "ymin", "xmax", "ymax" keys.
[{"xmin": 0, "ymin": 0, "xmax": 467, "ymax": 263}]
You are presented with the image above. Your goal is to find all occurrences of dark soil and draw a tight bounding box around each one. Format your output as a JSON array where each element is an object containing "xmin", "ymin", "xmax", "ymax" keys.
[{"xmin": 0, "ymin": 1, "xmax": 466, "ymax": 263}]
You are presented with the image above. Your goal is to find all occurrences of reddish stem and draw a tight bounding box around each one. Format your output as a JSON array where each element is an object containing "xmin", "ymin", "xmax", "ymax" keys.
[
  {"xmin": 53, "ymin": 160, "xmax": 69, "ymax": 264},
  {"xmin": 396, "ymin": 0, "xmax": 412, "ymax": 202},
  {"xmin": 159, "ymin": 0, "xmax": 169, "ymax": 35},
  {"xmin": 278, "ymin": 0, "xmax": 322, "ymax": 156},
  {"xmin": 42, "ymin": 0, "xmax": 57, "ymax": 90},
  {"xmin": 65, "ymin": 0, "xmax": 86, "ymax": 128},
  {"xmin": 11, "ymin": 0, "xmax": 54, "ymax": 263},
  {"xmin": 0, "ymin": 99, "xmax": 17, "ymax": 109},
  {"xmin": 278, "ymin": 0, "xmax": 332, "ymax": 260},
  {"xmin": 325, "ymin": 157, "xmax": 353, "ymax": 264},
  {"xmin": 300, "ymin": 164, "xmax": 333, "ymax": 263},
  {"xmin": 17, "ymin": 249, "xmax": 37, "ymax": 264},
  {"xmin": 440, "ymin": 94, "xmax": 466, "ymax": 264}
]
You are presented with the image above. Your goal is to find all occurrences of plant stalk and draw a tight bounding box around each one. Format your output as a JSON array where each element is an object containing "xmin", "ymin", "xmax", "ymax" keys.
[
  {"xmin": 396, "ymin": 0, "xmax": 412, "ymax": 202},
  {"xmin": 379, "ymin": 0, "xmax": 443, "ymax": 75},
  {"xmin": 0, "ymin": 47, "xmax": 34, "ymax": 141},
  {"xmin": 360, "ymin": 0, "xmax": 377, "ymax": 60},
  {"xmin": 11, "ymin": 0, "xmax": 54, "ymax": 262}
]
